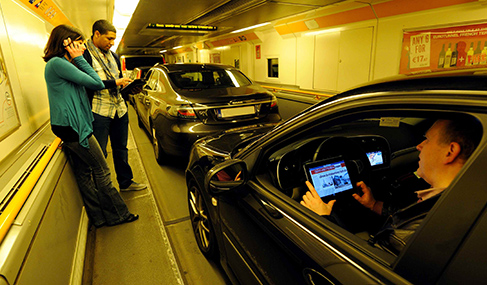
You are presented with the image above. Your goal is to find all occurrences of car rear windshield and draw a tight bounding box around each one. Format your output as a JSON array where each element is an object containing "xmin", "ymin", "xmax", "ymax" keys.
[
  {"xmin": 125, "ymin": 57, "xmax": 164, "ymax": 69},
  {"xmin": 168, "ymin": 69, "xmax": 252, "ymax": 89}
]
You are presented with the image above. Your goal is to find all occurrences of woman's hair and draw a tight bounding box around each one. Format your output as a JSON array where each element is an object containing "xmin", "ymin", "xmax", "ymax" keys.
[{"xmin": 43, "ymin": 25, "xmax": 85, "ymax": 62}]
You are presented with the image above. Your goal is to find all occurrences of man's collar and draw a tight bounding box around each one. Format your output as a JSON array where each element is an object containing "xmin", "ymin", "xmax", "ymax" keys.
[{"xmin": 416, "ymin": 187, "xmax": 445, "ymax": 202}]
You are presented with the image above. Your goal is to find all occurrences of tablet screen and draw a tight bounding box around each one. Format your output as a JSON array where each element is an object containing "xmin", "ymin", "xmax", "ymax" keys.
[{"xmin": 305, "ymin": 159, "xmax": 353, "ymax": 198}]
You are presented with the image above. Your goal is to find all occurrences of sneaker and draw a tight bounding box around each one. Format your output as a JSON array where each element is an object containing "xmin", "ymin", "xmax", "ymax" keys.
[{"xmin": 120, "ymin": 182, "xmax": 147, "ymax": 192}]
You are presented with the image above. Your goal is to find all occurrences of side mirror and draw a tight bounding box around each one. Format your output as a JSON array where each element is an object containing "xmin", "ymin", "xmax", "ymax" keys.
[{"xmin": 205, "ymin": 159, "xmax": 247, "ymax": 194}]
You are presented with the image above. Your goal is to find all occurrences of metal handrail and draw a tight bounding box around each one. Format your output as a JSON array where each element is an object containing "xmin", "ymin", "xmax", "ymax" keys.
[
  {"xmin": 261, "ymin": 85, "xmax": 334, "ymax": 99},
  {"xmin": 0, "ymin": 137, "xmax": 61, "ymax": 244}
]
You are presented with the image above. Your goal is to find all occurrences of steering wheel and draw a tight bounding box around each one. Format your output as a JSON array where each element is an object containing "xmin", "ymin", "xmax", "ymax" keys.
[{"xmin": 313, "ymin": 136, "xmax": 371, "ymax": 185}]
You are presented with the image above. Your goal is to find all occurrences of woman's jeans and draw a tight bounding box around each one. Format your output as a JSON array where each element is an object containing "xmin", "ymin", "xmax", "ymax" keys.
[{"xmin": 63, "ymin": 135, "xmax": 130, "ymax": 226}]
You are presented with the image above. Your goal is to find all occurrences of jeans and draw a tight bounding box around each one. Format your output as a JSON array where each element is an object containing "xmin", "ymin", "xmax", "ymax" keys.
[
  {"xmin": 63, "ymin": 135, "xmax": 130, "ymax": 226},
  {"xmin": 93, "ymin": 112, "xmax": 134, "ymax": 189}
]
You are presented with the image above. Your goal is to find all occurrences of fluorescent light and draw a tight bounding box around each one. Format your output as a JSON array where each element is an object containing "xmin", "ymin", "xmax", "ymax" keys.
[
  {"xmin": 231, "ymin": 22, "xmax": 270, "ymax": 34},
  {"xmin": 115, "ymin": 0, "xmax": 139, "ymax": 15},
  {"xmin": 173, "ymin": 46, "xmax": 183, "ymax": 49},
  {"xmin": 304, "ymin": 28, "xmax": 342, "ymax": 37},
  {"xmin": 160, "ymin": 50, "xmax": 167, "ymax": 53},
  {"xmin": 112, "ymin": 0, "xmax": 140, "ymax": 51},
  {"xmin": 226, "ymin": 70, "xmax": 240, "ymax": 87}
]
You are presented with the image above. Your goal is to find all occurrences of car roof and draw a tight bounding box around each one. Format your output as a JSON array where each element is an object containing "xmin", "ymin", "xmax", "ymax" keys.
[
  {"xmin": 133, "ymin": 66, "xmax": 152, "ymax": 71},
  {"xmin": 155, "ymin": 63, "xmax": 237, "ymax": 72},
  {"xmin": 331, "ymin": 68, "xmax": 487, "ymax": 100}
]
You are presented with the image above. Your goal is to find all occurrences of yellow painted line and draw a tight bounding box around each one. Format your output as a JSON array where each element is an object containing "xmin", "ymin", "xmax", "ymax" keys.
[
  {"xmin": 261, "ymin": 85, "xmax": 334, "ymax": 99},
  {"xmin": 0, "ymin": 137, "xmax": 62, "ymax": 244}
]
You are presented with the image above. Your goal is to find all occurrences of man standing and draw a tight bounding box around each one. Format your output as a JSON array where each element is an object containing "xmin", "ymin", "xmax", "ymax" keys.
[{"xmin": 84, "ymin": 19, "xmax": 146, "ymax": 192}]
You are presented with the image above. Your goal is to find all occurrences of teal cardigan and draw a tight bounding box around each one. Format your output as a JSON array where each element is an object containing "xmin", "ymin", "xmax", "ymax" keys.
[{"xmin": 45, "ymin": 56, "xmax": 104, "ymax": 148}]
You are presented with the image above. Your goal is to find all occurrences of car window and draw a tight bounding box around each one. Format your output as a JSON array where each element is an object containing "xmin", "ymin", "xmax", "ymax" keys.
[
  {"xmin": 124, "ymin": 57, "xmax": 164, "ymax": 70},
  {"xmin": 255, "ymin": 110, "xmax": 483, "ymax": 270},
  {"xmin": 168, "ymin": 69, "xmax": 251, "ymax": 89}
]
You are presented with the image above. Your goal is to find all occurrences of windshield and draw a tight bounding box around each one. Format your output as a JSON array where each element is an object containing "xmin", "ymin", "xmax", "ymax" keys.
[
  {"xmin": 124, "ymin": 57, "xmax": 164, "ymax": 69},
  {"xmin": 168, "ymin": 69, "xmax": 252, "ymax": 89}
]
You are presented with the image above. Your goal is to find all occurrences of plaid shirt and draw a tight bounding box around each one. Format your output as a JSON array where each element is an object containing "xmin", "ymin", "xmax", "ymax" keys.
[{"xmin": 87, "ymin": 43, "xmax": 127, "ymax": 119}]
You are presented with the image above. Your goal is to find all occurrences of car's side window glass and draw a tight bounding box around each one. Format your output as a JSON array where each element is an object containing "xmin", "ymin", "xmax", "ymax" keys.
[{"xmin": 258, "ymin": 112, "xmax": 482, "ymax": 266}]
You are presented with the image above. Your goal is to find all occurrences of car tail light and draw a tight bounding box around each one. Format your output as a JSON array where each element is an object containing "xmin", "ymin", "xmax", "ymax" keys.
[
  {"xmin": 136, "ymin": 69, "xmax": 142, "ymax": 79},
  {"xmin": 121, "ymin": 57, "xmax": 126, "ymax": 72},
  {"xmin": 167, "ymin": 104, "xmax": 197, "ymax": 119}
]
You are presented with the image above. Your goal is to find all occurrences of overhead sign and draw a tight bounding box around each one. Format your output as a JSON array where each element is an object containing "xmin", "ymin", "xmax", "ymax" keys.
[
  {"xmin": 146, "ymin": 24, "xmax": 217, "ymax": 32},
  {"xmin": 400, "ymin": 23, "xmax": 487, "ymax": 74},
  {"xmin": 210, "ymin": 33, "xmax": 259, "ymax": 48},
  {"xmin": 19, "ymin": 0, "xmax": 71, "ymax": 27}
]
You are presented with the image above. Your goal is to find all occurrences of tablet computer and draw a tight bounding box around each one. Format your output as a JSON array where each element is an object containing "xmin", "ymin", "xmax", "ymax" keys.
[
  {"xmin": 120, "ymin": 78, "xmax": 145, "ymax": 96},
  {"xmin": 303, "ymin": 157, "xmax": 356, "ymax": 199}
]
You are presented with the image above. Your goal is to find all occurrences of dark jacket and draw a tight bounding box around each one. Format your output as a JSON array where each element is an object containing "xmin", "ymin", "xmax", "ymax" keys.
[{"xmin": 370, "ymin": 193, "xmax": 441, "ymax": 256}]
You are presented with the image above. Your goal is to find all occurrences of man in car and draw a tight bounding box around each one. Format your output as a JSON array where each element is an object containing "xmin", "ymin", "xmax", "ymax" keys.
[
  {"xmin": 301, "ymin": 118, "xmax": 482, "ymax": 254},
  {"xmin": 83, "ymin": 19, "xmax": 147, "ymax": 192}
]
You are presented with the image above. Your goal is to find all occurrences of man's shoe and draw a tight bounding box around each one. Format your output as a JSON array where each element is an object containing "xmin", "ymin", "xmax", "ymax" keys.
[{"xmin": 120, "ymin": 182, "xmax": 147, "ymax": 192}]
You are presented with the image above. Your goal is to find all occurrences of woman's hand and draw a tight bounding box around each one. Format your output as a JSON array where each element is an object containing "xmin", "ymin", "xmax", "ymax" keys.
[{"xmin": 64, "ymin": 38, "xmax": 85, "ymax": 59}]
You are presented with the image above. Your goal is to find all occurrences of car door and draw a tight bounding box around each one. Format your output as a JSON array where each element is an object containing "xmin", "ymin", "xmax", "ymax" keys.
[
  {"xmin": 217, "ymin": 180, "xmax": 396, "ymax": 284},
  {"xmin": 216, "ymin": 93, "xmax": 487, "ymax": 284},
  {"xmin": 137, "ymin": 70, "xmax": 160, "ymax": 128},
  {"xmin": 215, "ymin": 109, "xmax": 416, "ymax": 284}
]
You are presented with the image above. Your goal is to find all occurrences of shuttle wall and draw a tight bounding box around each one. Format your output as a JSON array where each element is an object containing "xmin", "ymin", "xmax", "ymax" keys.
[
  {"xmin": 169, "ymin": 1, "xmax": 487, "ymax": 93},
  {"xmin": 0, "ymin": 0, "xmax": 90, "ymax": 283}
]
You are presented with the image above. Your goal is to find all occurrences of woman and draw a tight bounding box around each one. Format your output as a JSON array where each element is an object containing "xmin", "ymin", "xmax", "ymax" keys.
[{"xmin": 43, "ymin": 25, "xmax": 138, "ymax": 227}]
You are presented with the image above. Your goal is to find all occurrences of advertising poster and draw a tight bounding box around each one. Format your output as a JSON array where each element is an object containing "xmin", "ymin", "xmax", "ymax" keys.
[
  {"xmin": 19, "ymin": 0, "xmax": 71, "ymax": 27},
  {"xmin": 211, "ymin": 53, "xmax": 221, "ymax": 63},
  {"xmin": 0, "ymin": 46, "xmax": 20, "ymax": 141},
  {"xmin": 400, "ymin": 23, "xmax": 487, "ymax": 74}
]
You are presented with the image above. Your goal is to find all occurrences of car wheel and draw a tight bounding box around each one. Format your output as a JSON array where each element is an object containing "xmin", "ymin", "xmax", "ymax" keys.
[
  {"xmin": 151, "ymin": 124, "xmax": 165, "ymax": 164},
  {"xmin": 188, "ymin": 179, "xmax": 218, "ymax": 259}
]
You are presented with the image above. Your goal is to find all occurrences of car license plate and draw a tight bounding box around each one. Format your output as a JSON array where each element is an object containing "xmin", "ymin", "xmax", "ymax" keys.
[{"xmin": 218, "ymin": 106, "xmax": 255, "ymax": 118}]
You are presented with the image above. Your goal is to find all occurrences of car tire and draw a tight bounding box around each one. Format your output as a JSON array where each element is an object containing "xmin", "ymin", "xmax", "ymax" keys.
[
  {"xmin": 188, "ymin": 179, "xmax": 218, "ymax": 259},
  {"xmin": 151, "ymin": 124, "xmax": 165, "ymax": 164}
]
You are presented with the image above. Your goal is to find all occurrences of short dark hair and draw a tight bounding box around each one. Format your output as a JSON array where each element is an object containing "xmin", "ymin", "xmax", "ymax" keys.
[
  {"xmin": 437, "ymin": 118, "xmax": 483, "ymax": 161},
  {"xmin": 92, "ymin": 20, "xmax": 116, "ymax": 36},
  {"xmin": 43, "ymin": 25, "xmax": 84, "ymax": 62}
]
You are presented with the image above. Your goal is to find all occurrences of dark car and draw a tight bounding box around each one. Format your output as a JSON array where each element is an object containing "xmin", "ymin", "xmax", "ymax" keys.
[
  {"xmin": 134, "ymin": 63, "xmax": 281, "ymax": 163},
  {"xmin": 185, "ymin": 69, "xmax": 487, "ymax": 284},
  {"xmin": 120, "ymin": 54, "xmax": 165, "ymax": 78}
]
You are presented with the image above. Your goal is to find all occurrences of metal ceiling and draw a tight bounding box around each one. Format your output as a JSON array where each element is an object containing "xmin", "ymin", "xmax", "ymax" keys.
[{"xmin": 116, "ymin": 0, "xmax": 346, "ymax": 55}]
